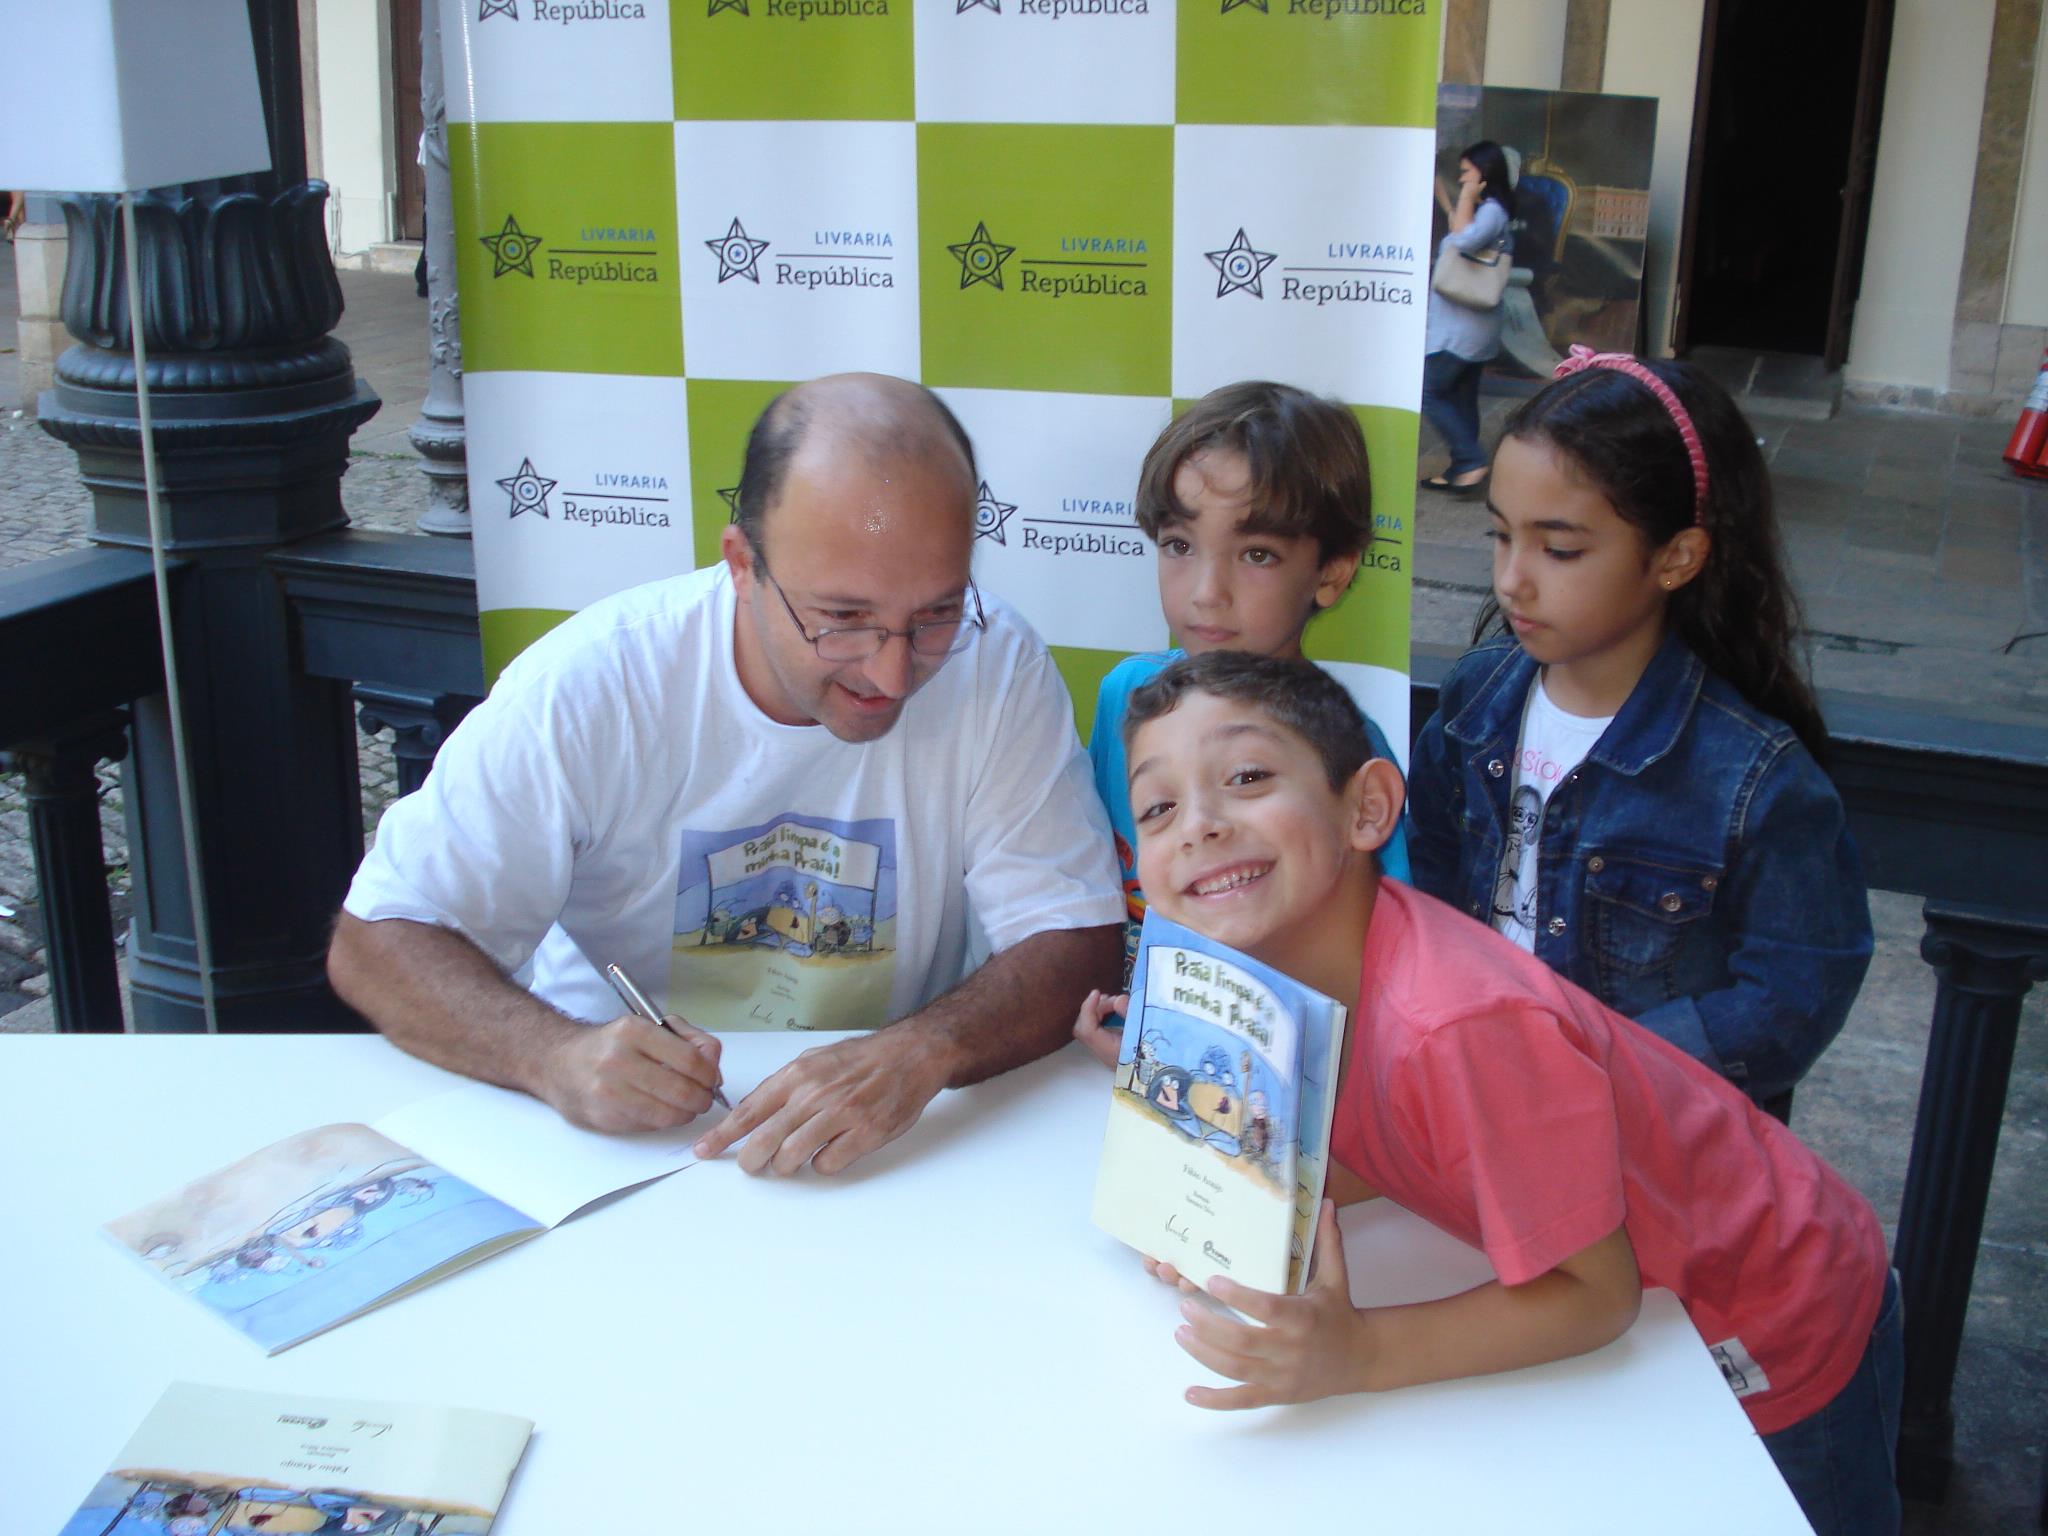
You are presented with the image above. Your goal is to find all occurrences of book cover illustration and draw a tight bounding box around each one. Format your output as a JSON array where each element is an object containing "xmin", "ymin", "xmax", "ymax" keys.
[
  {"xmin": 59, "ymin": 1381, "xmax": 531, "ymax": 1536},
  {"xmin": 1092, "ymin": 912, "xmax": 1343, "ymax": 1296},
  {"xmin": 104, "ymin": 1124, "xmax": 537, "ymax": 1356},
  {"xmin": 671, "ymin": 813, "xmax": 898, "ymax": 1032}
]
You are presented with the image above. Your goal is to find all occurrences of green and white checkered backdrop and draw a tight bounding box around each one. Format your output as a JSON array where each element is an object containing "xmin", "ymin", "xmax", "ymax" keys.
[{"xmin": 444, "ymin": 0, "xmax": 1438, "ymax": 753}]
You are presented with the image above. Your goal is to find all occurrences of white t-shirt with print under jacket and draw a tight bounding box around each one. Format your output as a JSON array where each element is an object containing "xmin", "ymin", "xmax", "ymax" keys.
[{"xmin": 1491, "ymin": 675, "xmax": 1613, "ymax": 952}]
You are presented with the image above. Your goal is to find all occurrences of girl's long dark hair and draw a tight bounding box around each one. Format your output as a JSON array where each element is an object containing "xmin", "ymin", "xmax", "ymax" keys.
[
  {"xmin": 1460, "ymin": 140, "xmax": 1517, "ymax": 222},
  {"xmin": 1473, "ymin": 360, "xmax": 1829, "ymax": 760}
]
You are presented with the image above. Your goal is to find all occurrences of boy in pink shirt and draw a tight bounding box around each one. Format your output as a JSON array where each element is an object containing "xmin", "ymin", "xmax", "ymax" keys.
[{"xmin": 1076, "ymin": 649, "xmax": 1900, "ymax": 1536}]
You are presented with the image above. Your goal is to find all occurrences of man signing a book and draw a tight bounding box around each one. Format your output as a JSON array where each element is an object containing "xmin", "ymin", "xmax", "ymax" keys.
[{"xmin": 329, "ymin": 373, "xmax": 1124, "ymax": 1175}]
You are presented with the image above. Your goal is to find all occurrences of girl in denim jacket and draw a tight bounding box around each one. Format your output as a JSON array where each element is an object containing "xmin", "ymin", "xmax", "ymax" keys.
[{"xmin": 1408, "ymin": 350, "xmax": 1872, "ymax": 1112}]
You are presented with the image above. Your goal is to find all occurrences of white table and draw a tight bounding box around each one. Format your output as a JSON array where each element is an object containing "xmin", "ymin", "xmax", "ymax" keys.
[{"xmin": 1, "ymin": 1033, "xmax": 1811, "ymax": 1534}]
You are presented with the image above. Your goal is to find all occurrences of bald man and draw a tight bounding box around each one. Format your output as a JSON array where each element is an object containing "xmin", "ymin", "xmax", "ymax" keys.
[{"xmin": 331, "ymin": 375, "xmax": 1123, "ymax": 1175}]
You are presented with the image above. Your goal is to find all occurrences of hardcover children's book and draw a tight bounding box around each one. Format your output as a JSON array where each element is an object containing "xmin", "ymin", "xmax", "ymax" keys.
[
  {"xmin": 59, "ymin": 1381, "xmax": 531, "ymax": 1536},
  {"xmin": 105, "ymin": 1079, "xmax": 716, "ymax": 1355},
  {"xmin": 1091, "ymin": 911, "xmax": 1346, "ymax": 1295}
]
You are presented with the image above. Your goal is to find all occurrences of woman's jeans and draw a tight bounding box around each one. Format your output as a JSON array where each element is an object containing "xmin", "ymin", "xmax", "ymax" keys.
[
  {"xmin": 1760, "ymin": 1268, "xmax": 1904, "ymax": 1536},
  {"xmin": 1420, "ymin": 349, "xmax": 1488, "ymax": 476}
]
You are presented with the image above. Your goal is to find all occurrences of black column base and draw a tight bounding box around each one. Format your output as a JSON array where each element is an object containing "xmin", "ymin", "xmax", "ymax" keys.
[
  {"xmin": 1893, "ymin": 900, "xmax": 2048, "ymax": 1504},
  {"xmin": 126, "ymin": 946, "xmax": 366, "ymax": 1034},
  {"xmin": 1897, "ymin": 1414, "xmax": 1955, "ymax": 1505},
  {"xmin": 41, "ymin": 345, "xmax": 382, "ymax": 1037}
]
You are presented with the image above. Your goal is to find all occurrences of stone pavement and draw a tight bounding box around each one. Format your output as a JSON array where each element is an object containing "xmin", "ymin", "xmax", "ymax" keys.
[{"xmin": 3, "ymin": 251, "xmax": 2044, "ymax": 1532}]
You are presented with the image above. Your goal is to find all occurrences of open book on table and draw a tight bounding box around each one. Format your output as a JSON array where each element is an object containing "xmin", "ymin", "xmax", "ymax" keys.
[
  {"xmin": 104, "ymin": 1079, "xmax": 715, "ymax": 1354},
  {"xmin": 1091, "ymin": 910, "xmax": 1347, "ymax": 1295},
  {"xmin": 59, "ymin": 1380, "xmax": 531, "ymax": 1536}
]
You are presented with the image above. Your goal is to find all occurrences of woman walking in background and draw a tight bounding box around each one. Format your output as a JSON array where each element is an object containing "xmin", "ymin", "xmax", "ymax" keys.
[{"xmin": 1420, "ymin": 140, "xmax": 1516, "ymax": 495}]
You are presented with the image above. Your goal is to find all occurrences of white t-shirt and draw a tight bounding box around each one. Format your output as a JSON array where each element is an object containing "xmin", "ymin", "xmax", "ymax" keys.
[
  {"xmin": 1491, "ymin": 675, "xmax": 1612, "ymax": 952},
  {"xmin": 345, "ymin": 564, "xmax": 1123, "ymax": 1030}
]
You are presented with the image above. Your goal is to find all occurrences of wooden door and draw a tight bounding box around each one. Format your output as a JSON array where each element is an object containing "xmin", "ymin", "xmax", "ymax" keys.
[
  {"xmin": 391, "ymin": 0, "xmax": 425, "ymax": 243},
  {"xmin": 1673, "ymin": 0, "xmax": 1883, "ymax": 361},
  {"xmin": 1669, "ymin": 0, "xmax": 1722, "ymax": 357},
  {"xmin": 1824, "ymin": 0, "xmax": 1898, "ymax": 369}
]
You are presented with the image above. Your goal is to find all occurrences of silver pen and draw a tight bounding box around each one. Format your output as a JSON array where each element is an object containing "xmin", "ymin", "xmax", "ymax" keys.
[{"xmin": 604, "ymin": 962, "xmax": 732, "ymax": 1110}]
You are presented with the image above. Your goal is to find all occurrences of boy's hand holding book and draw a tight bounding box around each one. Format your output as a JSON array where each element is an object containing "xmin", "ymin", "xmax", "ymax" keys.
[
  {"xmin": 1072, "ymin": 987, "xmax": 1128, "ymax": 1067},
  {"xmin": 1161, "ymin": 1200, "xmax": 1376, "ymax": 1410},
  {"xmin": 1156, "ymin": 1208, "xmax": 1643, "ymax": 1409}
]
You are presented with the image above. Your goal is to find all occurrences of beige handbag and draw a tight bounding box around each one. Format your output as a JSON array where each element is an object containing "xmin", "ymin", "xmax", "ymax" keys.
[{"xmin": 1431, "ymin": 238, "xmax": 1510, "ymax": 310}]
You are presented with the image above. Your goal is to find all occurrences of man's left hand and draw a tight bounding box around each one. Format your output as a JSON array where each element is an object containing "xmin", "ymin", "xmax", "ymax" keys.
[{"xmin": 691, "ymin": 1029, "xmax": 952, "ymax": 1176}]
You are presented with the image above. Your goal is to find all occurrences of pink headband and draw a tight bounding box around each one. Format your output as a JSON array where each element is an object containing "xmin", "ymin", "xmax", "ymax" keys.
[{"xmin": 1552, "ymin": 344, "xmax": 1709, "ymax": 525}]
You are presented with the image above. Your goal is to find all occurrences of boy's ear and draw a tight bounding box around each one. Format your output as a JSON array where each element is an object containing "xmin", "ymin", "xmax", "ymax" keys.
[
  {"xmin": 1343, "ymin": 758, "xmax": 1405, "ymax": 854},
  {"xmin": 1314, "ymin": 550, "xmax": 1362, "ymax": 610}
]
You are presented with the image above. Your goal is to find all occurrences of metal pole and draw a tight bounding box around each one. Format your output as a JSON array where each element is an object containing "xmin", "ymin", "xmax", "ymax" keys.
[{"xmin": 411, "ymin": 0, "xmax": 470, "ymax": 537}]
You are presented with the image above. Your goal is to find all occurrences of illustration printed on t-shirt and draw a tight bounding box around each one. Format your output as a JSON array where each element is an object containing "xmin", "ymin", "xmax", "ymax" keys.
[
  {"xmin": 1492, "ymin": 783, "xmax": 1542, "ymax": 934},
  {"xmin": 670, "ymin": 814, "xmax": 898, "ymax": 1032}
]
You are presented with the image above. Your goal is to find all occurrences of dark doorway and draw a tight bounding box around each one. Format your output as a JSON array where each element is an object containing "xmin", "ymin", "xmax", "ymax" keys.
[
  {"xmin": 1675, "ymin": 0, "xmax": 1894, "ymax": 366},
  {"xmin": 390, "ymin": 0, "xmax": 425, "ymax": 244}
]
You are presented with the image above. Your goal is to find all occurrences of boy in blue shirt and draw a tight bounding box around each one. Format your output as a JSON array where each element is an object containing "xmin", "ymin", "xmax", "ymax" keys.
[{"xmin": 1090, "ymin": 381, "xmax": 1411, "ymax": 976}]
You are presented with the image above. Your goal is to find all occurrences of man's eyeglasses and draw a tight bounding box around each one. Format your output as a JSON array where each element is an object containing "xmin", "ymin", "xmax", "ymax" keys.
[{"xmin": 760, "ymin": 567, "xmax": 986, "ymax": 663}]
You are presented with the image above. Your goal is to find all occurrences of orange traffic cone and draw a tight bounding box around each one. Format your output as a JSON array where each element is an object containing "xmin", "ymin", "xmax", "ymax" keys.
[{"xmin": 2003, "ymin": 347, "xmax": 2048, "ymax": 479}]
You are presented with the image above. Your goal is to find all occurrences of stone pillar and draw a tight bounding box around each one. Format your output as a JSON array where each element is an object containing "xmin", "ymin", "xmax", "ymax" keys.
[
  {"xmin": 1561, "ymin": 0, "xmax": 1609, "ymax": 94},
  {"xmin": 14, "ymin": 195, "xmax": 73, "ymax": 410},
  {"xmin": 34, "ymin": 0, "xmax": 380, "ymax": 1034},
  {"xmin": 1442, "ymin": 0, "xmax": 1489, "ymax": 87},
  {"xmin": 1948, "ymin": 0, "xmax": 2044, "ymax": 404},
  {"xmin": 1892, "ymin": 901, "xmax": 2048, "ymax": 1501},
  {"xmin": 410, "ymin": 0, "xmax": 470, "ymax": 538}
]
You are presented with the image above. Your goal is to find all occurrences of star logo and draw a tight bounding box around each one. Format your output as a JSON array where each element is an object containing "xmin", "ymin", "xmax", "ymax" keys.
[
  {"xmin": 956, "ymin": 0, "xmax": 1000, "ymax": 11},
  {"xmin": 480, "ymin": 214, "xmax": 542, "ymax": 279},
  {"xmin": 705, "ymin": 218, "xmax": 771, "ymax": 284},
  {"xmin": 717, "ymin": 486, "xmax": 742, "ymax": 522},
  {"xmin": 479, "ymin": 0, "xmax": 517, "ymax": 17},
  {"xmin": 497, "ymin": 458, "xmax": 559, "ymax": 520},
  {"xmin": 708, "ymin": 0, "xmax": 749, "ymax": 15},
  {"xmin": 1206, "ymin": 228, "xmax": 1278, "ymax": 299},
  {"xmin": 948, "ymin": 221, "xmax": 1016, "ymax": 291},
  {"xmin": 1220, "ymin": 0, "xmax": 1268, "ymax": 11},
  {"xmin": 972, "ymin": 481, "xmax": 1018, "ymax": 545}
]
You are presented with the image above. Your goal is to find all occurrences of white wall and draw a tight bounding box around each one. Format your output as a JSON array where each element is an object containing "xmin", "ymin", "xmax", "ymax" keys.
[
  {"xmin": 1846, "ymin": 0, "xmax": 1996, "ymax": 391},
  {"xmin": 1483, "ymin": 0, "xmax": 1568, "ymax": 91},
  {"xmin": 1602, "ymin": 0, "xmax": 1704, "ymax": 358},
  {"xmin": 2003, "ymin": 20, "xmax": 2048, "ymax": 325},
  {"xmin": 314, "ymin": 0, "xmax": 394, "ymax": 255}
]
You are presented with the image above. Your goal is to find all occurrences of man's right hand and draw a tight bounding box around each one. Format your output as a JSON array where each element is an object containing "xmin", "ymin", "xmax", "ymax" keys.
[{"xmin": 537, "ymin": 1012, "xmax": 726, "ymax": 1133}]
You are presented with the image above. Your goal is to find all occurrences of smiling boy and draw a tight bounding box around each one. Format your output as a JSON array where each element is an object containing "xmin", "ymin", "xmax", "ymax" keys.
[{"xmin": 1077, "ymin": 650, "xmax": 1901, "ymax": 1536}]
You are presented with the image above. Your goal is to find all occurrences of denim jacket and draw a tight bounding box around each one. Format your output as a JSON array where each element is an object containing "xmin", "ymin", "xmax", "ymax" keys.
[{"xmin": 1407, "ymin": 632, "xmax": 1873, "ymax": 1103}]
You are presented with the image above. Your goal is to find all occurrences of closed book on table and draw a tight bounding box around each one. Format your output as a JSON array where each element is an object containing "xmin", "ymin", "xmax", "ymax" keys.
[{"xmin": 59, "ymin": 1381, "xmax": 532, "ymax": 1536}]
